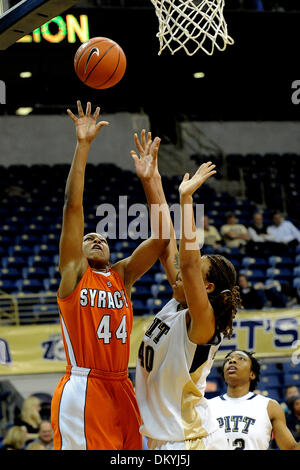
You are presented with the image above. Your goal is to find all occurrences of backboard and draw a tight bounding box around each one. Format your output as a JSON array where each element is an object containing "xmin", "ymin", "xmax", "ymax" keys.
[{"xmin": 0, "ymin": 0, "xmax": 81, "ymax": 49}]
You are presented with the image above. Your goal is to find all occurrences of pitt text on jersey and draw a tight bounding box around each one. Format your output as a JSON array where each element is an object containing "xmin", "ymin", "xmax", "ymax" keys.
[{"xmin": 217, "ymin": 415, "xmax": 256, "ymax": 434}]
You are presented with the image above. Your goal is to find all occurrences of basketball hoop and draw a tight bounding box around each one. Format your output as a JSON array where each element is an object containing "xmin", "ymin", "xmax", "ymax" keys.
[{"xmin": 150, "ymin": 0, "xmax": 234, "ymax": 56}]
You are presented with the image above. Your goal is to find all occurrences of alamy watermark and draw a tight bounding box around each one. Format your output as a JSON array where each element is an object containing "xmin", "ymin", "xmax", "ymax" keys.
[
  {"xmin": 95, "ymin": 197, "xmax": 205, "ymax": 250},
  {"xmin": 291, "ymin": 80, "xmax": 300, "ymax": 105},
  {"xmin": 0, "ymin": 80, "xmax": 6, "ymax": 104}
]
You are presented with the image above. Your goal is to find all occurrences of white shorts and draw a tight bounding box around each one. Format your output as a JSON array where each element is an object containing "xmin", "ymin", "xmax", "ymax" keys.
[{"xmin": 147, "ymin": 428, "xmax": 229, "ymax": 451}]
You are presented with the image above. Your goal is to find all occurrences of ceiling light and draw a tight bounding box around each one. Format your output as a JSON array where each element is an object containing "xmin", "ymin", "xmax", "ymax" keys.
[
  {"xmin": 20, "ymin": 71, "xmax": 32, "ymax": 78},
  {"xmin": 15, "ymin": 107, "xmax": 33, "ymax": 116},
  {"xmin": 193, "ymin": 72, "xmax": 205, "ymax": 79}
]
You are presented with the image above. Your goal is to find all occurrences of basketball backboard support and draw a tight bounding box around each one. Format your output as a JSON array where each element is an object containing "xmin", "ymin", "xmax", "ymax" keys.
[{"xmin": 0, "ymin": 0, "xmax": 81, "ymax": 49}]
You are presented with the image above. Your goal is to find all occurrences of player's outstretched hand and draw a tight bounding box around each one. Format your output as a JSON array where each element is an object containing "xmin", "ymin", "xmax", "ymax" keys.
[
  {"xmin": 131, "ymin": 129, "xmax": 161, "ymax": 181},
  {"xmin": 67, "ymin": 101, "xmax": 109, "ymax": 144},
  {"xmin": 179, "ymin": 162, "xmax": 216, "ymax": 198}
]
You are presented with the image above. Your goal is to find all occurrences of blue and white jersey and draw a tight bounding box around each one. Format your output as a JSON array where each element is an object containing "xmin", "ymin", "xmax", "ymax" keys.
[{"xmin": 209, "ymin": 392, "xmax": 272, "ymax": 450}]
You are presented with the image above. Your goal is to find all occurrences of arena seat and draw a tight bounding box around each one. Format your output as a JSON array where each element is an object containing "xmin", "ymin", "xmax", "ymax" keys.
[
  {"xmin": 132, "ymin": 299, "xmax": 150, "ymax": 315},
  {"xmin": 147, "ymin": 298, "xmax": 164, "ymax": 314},
  {"xmin": 0, "ymin": 268, "xmax": 20, "ymax": 280},
  {"xmin": 22, "ymin": 267, "xmax": 48, "ymax": 279},
  {"xmin": 260, "ymin": 375, "xmax": 282, "ymax": 388},
  {"xmin": 260, "ymin": 389, "xmax": 282, "ymax": 402},
  {"xmin": 282, "ymin": 372, "xmax": 300, "ymax": 387},
  {"xmin": 43, "ymin": 278, "xmax": 60, "ymax": 292},
  {"xmin": 281, "ymin": 362, "xmax": 300, "ymax": 374},
  {"xmin": 0, "ymin": 279, "xmax": 17, "ymax": 293},
  {"xmin": 266, "ymin": 267, "xmax": 293, "ymax": 281},
  {"xmin": 260, "ymin": 363, "xmax": 281, "ymax": 376},
  {"xmin": 16, "ymin": 278, "xmax": 44, "ymax": 293}
]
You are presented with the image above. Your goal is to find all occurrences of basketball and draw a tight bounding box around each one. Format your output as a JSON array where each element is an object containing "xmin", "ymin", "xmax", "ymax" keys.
[{"xmin": 74, "ymin": 37, "xmax": 126, "ymax": 89}]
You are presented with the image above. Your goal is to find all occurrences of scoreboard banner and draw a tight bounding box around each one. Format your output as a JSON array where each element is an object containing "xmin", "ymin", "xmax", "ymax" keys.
[{"xmin": 0, "ymin": 309, "xmax": 300, "ymax": 375}]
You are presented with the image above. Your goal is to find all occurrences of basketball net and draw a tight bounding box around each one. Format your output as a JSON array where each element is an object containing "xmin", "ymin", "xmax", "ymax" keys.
[{"xmin": 150, "ymin": 0, "xmax": 234, "ymax": 56}]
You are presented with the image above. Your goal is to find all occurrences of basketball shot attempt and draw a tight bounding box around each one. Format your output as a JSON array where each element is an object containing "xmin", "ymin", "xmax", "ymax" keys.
[
  {"xmin": 74, "ymin": 37, "xmax": 126, "ymax": 89},
  {"xmin": 50, "ymin": 101, "xmax": 169, "ymax": 450}
]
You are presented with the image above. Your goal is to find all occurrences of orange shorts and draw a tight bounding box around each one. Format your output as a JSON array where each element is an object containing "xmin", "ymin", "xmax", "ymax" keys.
[{"xmin": 51, "ymin": 366, "xmax": 142, "ymax": 450}]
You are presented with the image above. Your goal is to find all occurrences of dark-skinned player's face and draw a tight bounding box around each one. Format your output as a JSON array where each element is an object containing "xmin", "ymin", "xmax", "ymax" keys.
[
  {"xmin": 223, "ymin": 351, "xmax": 255, "ymax": 386},
  {"xmin": 82, "ymin": 233, "xmax": 110, "ymax": 267}
]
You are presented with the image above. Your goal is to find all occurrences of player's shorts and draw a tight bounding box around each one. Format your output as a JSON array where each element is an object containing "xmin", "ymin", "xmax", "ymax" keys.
[
  {"xmin": 147, "ymin": 428, "xmax": 229, "ymax": 450},
  {"xmin": 51, "ymin": 365, "xmax": 142, "ymax": 450}
]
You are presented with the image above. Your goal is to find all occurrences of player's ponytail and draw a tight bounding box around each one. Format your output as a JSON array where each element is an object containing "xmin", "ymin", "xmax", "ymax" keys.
[{"xmin": 206, "ymin": 255, "xmax": 242, "ymax": 339}]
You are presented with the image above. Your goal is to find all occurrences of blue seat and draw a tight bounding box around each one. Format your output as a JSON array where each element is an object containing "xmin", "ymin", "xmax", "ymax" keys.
[
  {"xmin": 48, "ymin": 266, "xmax": 60, "ymax": 279},
  {"xmin": 154, "ymin": 272, "xmax": 169, "ymax": 284},
  {"xmin": 283, "ymin": 372, "xmax": 300, "ymax": 386},
  {"xmin": 0, "ymin": 279, "xmax": 17, "ymax": 293},
  {"xmin": 266, "ymin": 267, "xmax": 293, "ymax": 280},
  {"xmin": 241, "ymin": 257, "xmax": 268, "ymax": 269},
  {"xmin": 16, "ymin": 278, "xmax": 44, "ymax": 293},
  {"xmin": 147, "ymin": 298, "xmax": 164, "ymax": 314},
  {"xmin": 0, "ymin": 268, "xmax": 20, "ymax": 280},
  {"xmin": 8, "ymin": 245, "xmax": 36, "ymax": 257},
  {"xmin": 1, "ymin": 256, "xmax": 28, "ymax": 269},
  {"xmin": 28, "ymin": 256, "xmax": 53, "ymax": 268},
  {"xmin": 293, "ymin": 277, "xmax": 300, "ymax": 289},
  {"xmin": 260, "ymin": 388, "xmax": 282, "ymax": 402},
  {"xmin": 239, "ymin": 269, "xmax": 265, "ymax": 280},
  {"xmin": 151, "ymin": 284, "xmax": 172, "ymax": 299},
  {"xmin": 43, "ymin": 278, "xmax": 60, "ymax": 291},
  {"xmin": 282, "ymin": 363, "xmax": 300, "ymax": 374},
  {"xmin": 22, "ymin": 267, "xmax": 48, "ymax": 279},
  {"xmin": 132, "ymin": 299, "xmax": 150, "ymax": 315},
  {"xmin": 260, "ymin": 363, "xmax": 281, "ymax": 375},
  {"xmin": 260, "ymin": 375, "xmax": 281, "ymax": 388},
  {"xmin": 131, "ymin": 285, "xmax": 149, "ymax": 300},
  {"xmin": 17, "ymin": 234, "xmax": 41, "ymax": 246},
  {"xmin": 36, "ymin": 244, "xmax": 58, "ymax": 257},
  {"xmin": 293, "ymin": 267, "xmax": 300, "ymax": 277},
  {"xmin": 0, "ymin": 235, "xmax": 12, "ymax": 248},
  {"xmin": 269, "ymin": 256, "xmax": 294, "ymax": 267}
]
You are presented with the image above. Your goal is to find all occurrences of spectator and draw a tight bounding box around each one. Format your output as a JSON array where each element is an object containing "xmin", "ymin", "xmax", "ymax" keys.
[
  {"xmin": 267, "ymin": 211, "xmax": 300, "ymax": 252},
  {"xmin": 14, "ymin": 396, "xmax": 41, "ymax": 445},
  {"xmin": 281, "ymin": 385, "xmax": 300, "ymax": 412},
  {"xmin": 0, "ymin": 426, "xmax": 27, "ymax": 450},
  {"xmin": 238, "ymin": 274, "xmax": 265, "ymax": 309},
  {"xmin": 253, "ymin": 280, "xmax": 288, "ymax": 308},
  {"xmin": 220, "ymin": 213, "xmax": 250, "ymax": 250},
  {"xmin": 196, "ymin": 215, "xmax": 222, "ymax": 253},
  {"xmin": 238, "ymin": 275, "xmax": 288, "ymax": 309},
  {"xmin": 247, "ymin": 212, "xmax": 282, "ymax": 256},
  {"xmin": 28, "ymin": 420, "xmax": 53, "ymax": 450},
  {"xmin": 286, "ymin": 395, "xmax": 300, "ymax": 442}
]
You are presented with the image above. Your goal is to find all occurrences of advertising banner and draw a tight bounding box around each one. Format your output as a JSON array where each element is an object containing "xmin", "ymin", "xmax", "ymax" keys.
[{"xmin": 0, "ymin": 309, "xmax": 299, "ymax": 375}]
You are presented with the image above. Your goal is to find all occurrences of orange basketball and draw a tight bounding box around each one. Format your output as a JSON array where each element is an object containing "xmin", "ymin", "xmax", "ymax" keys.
[{"xmin": 74, "ymin": 37, "xmax": 126, "ymax": 89}]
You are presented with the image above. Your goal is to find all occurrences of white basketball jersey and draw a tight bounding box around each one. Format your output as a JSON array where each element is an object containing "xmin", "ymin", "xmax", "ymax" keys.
[
  {"xmin": 209, "ymin": 392, "xmax": 272, "ymax": 450},
  {"xmin": 135, "ymin": 298, "xmax": 223, "ymax": 442}
]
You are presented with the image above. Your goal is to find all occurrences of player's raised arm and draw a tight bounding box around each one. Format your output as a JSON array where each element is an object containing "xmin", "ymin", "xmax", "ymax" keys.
[
  {"xmin": 112, "ymin": 130, "xmax": 169, "ymax": 294},
  {"xmin": 58, "ymin": 101, "xmax": 109, "ymax": 298},
  {"xmin": 132, "ymin": 130, "xmax": 178, "ymax": 286},
  {"xmin": 179, "ymin": 163, "xmax": 217, "ymax": 344}
]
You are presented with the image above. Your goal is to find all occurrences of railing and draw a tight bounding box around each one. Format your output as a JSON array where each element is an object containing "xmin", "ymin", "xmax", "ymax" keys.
[{"xmin": 0, "ymin": 291, "xmax": 59, "ymax": 326}]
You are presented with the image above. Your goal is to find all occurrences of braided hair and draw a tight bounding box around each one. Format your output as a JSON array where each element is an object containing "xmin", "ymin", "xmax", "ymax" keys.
[{"xmin": 206, "ymin": 254, "xmax": 242, "ymax": 339}]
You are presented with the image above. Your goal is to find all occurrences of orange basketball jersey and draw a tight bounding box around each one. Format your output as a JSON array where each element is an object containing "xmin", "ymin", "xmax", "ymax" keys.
[{"xmin": 57, "ymin": 266, "xmax": 133, "ymax": 371}]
